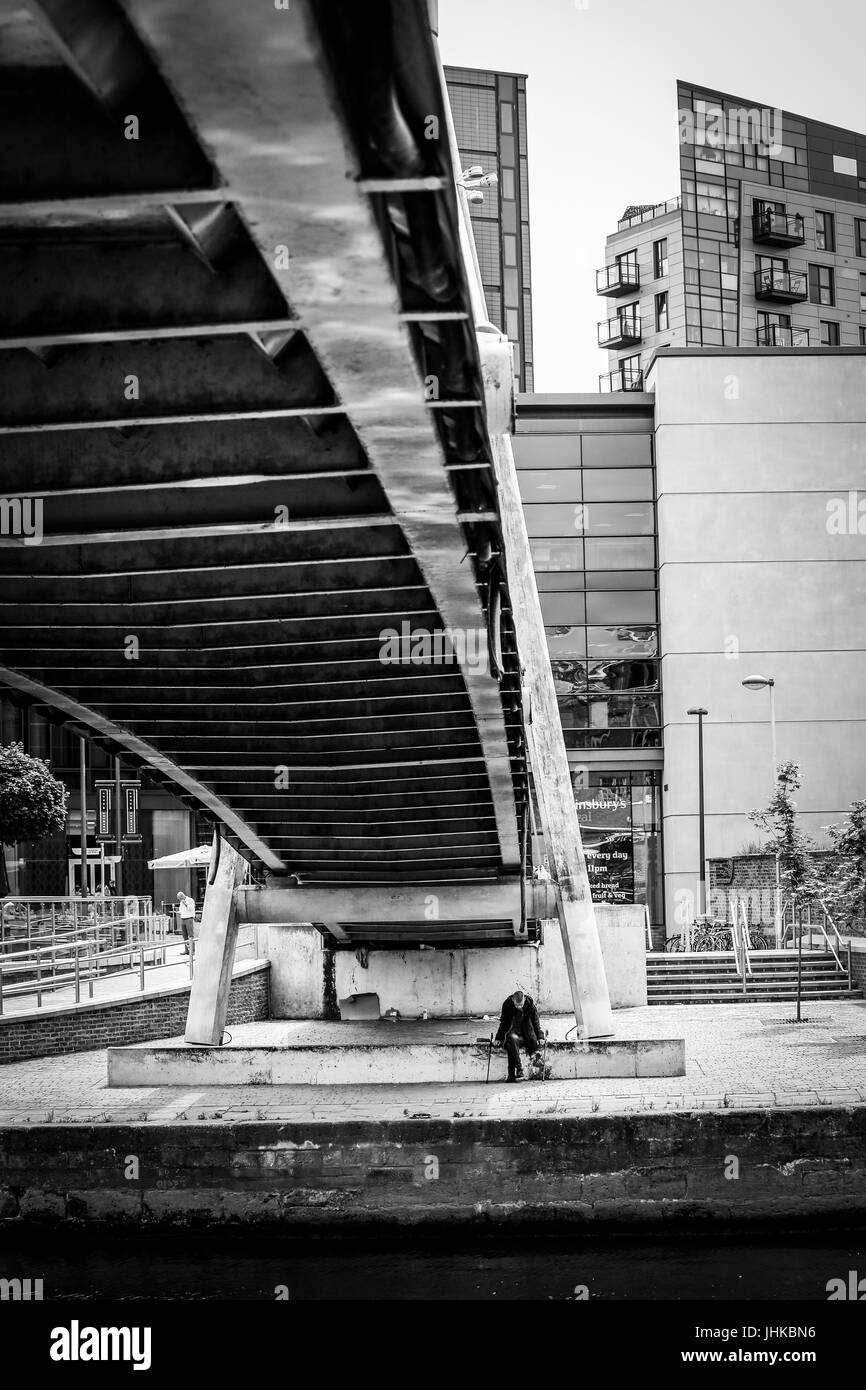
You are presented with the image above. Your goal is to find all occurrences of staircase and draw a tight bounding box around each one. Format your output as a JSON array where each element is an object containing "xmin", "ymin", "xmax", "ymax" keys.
[{"xmin": 647, "ymin": 950, "xmax": 860, "ymax": 1005}]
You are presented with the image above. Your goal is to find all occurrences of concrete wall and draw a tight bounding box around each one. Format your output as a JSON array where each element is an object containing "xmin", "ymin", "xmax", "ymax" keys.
[
  {"xmin": 648, "ymin": 351, "xmax": 866, "ymax": 934},
  {"xmin": 258, "ymin": 905, "xmax": 646, "ymax": 1018},
  {"xmin": 4, "ymin": 1108, "xmax": 865, "ymax": 1229}
]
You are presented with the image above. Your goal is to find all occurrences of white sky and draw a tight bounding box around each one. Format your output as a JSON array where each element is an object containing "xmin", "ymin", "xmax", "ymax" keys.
[{"xmin": 439, "ymin": 0, "xmax": 866, "ymax": 391}]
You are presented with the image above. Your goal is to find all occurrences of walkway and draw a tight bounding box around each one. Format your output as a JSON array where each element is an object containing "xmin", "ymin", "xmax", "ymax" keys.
[{"xmin": 0, "ymin": 1000, "xmax": 864, "ymax": 1126}]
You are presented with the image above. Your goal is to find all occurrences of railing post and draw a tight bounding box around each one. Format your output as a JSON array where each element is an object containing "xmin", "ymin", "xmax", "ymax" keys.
[
  {"xmin": 88, "ymin": 951, "xmax": 94, "ymax": 999},
  {"xmin": 139, "ymin": 943, "xmax": 145, "ymax": 992},
  {"xmin": 74, "ymin": 946, "xmax": 80, "ymax": 1004},
  {"xmin": 849, "ymin": 940, "xmax": 854, "ymax": 993},
  {"xmin": 36, "ymin": 950, "xmax": 42, "ymax": 1009},
  {"xmin": 0, "ymin": 963, "xmax": 3, "ymax": 1016}
]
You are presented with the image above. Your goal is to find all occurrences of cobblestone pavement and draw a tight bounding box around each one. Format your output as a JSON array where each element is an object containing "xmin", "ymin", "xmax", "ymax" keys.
[{"xmin": 0, "ymin": 1000, "xmax": 864, "ymax": 1126}]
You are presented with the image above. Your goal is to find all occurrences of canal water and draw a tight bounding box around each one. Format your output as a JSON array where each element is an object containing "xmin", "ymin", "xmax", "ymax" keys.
[{"xmin": 3, "ymin": 1230, "xmax": 863, "ymax": 1300}]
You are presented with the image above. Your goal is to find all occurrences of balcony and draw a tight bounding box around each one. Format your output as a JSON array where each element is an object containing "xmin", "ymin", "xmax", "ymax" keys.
[
  {"xmin": 756, "ymin": 325, "xmax": 810, "ymax": 347},
  {"xmin": 598, "ymin": 312, "xmax": 641, "ymax": 349},
  {"xmin": 751, "ymin": 209, "xmax": 806, "ymax": 247},
  {"xmin": 753, "ymin": 268, "xmax": 808, "ymax": 303},
  {"xmin": 596, "ymin": 262, "xmax": 640, "ymax": 297},
  {"xmin": 599, "ymin": 367, "xmax": 644, "ymax": 392}
]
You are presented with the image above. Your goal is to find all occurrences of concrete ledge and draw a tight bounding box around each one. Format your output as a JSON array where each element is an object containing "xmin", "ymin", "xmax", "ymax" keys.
[{"xmin": 107, "ymin": 1035, "xmax": 685, "ymax": 1086}]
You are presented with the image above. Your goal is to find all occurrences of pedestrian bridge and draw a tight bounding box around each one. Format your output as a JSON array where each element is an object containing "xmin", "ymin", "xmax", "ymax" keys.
[{"xmin": 0, "ymin": 0, "xmax": 614, "ymax": 1039}]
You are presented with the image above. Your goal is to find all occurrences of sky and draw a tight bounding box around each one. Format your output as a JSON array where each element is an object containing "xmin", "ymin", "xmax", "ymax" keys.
[{"xmin": 438, "ymin": 0, "xmax": 866, "ymax": 392}]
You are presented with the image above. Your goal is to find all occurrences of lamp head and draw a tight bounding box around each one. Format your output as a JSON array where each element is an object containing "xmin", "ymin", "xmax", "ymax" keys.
[
  {"xmin": 742, "ymin": 674, "xmax": 773, "ymax": 692},
  {"xmin": 687, "ymin": 707, "xmax": 708, "ymax": 716}
]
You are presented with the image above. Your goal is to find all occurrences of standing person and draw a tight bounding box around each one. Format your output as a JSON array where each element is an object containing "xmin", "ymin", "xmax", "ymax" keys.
[
  {"xmin": 494, "ymin": 986, "xmax": 543, "ymax": 1083},
  {"xmin": 176, "ymin": 890, "xmax": 197, "ymax": 956}
]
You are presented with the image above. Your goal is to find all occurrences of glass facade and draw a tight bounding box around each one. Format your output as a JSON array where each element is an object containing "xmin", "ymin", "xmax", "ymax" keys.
[
  {"xmin": 444, "ymin": 66, "xmax": 534, "ymax": 391},
  {"xmin": 515, "ymin": 402, "xmax": 662, "ymax": 925},
  {"xmin": 677, "ymin": 80, "xmax": 866, "ymax": 350}
]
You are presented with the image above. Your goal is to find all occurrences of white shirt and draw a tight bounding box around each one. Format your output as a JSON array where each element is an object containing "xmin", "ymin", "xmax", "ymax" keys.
[{"xmin": 177, "ymin": 895, "xmax": 196, "ymax": 920}]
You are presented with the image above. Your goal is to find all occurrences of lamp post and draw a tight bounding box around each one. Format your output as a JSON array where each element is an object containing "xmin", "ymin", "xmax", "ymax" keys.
[
  {"xmin": 742, "ymin": 674, "xmax": 782, "ymax": 947},
  {"xmin": 687, "ymin": 708, "xmax": 709, "ymax": 919}
]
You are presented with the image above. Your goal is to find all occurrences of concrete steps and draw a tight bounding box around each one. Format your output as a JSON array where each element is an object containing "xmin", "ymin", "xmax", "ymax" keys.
[{"xmin": 646, "ymin": 950, "xmax": 859, "ymax": 1005}]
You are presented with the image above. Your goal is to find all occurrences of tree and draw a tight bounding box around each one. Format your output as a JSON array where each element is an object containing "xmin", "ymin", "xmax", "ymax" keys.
[
  {"xmin": 749, "ymin": 761, "xmax": 820, "ymax": 1021},
  {"xmin": 822, "ymin": 800, "xmax": 866, "ymax": 937},
  {"xmin": 0, "ymin": 743, "xmax": 69, "ymax": 896}
]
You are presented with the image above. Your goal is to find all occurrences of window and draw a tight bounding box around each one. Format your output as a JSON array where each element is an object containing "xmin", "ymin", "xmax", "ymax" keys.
[
  {"xmin": 501, "ymin": 167, "xmax": 515, "ymax": 200},
  {"xmin": 815, "ymin": 211, "xmax": 835, "ymax": 251},
  {"xmin": 655, "ymin": 291, "xmax": 669, "ymax": 332},
  {"xmin": 503, "ymin": 234, "xmax": 518, "ymax": 268},
  {"xmin": 505, "ymin": 307, "xmax": 519, "ymax": 340},
  {"xmin": 809, "ymin": 264, "xmax": 835, "ymax": 306},
  {"xmin": 833, "ymin": 154, "xmax": 857, "ymax": 177},
  {"xmin": 653, "ymin": 238, "xmax": 668, "ymax": 278},
  {"xmin": 860, "ymin": 328, "xmax": 866, "ymax": 346},
  {"xmin": 581, "ymin": 433, "xmax": 651, "ymax": 469},
  {"xmin": 857, "ymin": 220, "xmax": 866, "ymax": 258},
  {"xmin": 861, "ymin": 274, "xmax": 866, "ymax": 313},
  {"xmin": 619, "ymin": 355, "xmax": 642, "ymax": 389},
  {"xmin": 499, "ymin": 102, "xmax": 513, "ymax": 134},
  {"xmin": 820, "ymin": 321, "xmax": 841, "ymax": 345}
]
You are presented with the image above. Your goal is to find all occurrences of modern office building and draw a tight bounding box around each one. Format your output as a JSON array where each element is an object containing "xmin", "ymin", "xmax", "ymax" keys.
[
  {"xmin": 444, "ymin": 65, "xmax": 534, "ymax": 390},
  {"xmin": 598, "ymin": 81, "xmax": 866, "ymax": 389},
  {"xmin": 0, "ymin": 700, "xmax": 204, "ymax": 906},
  {"xmin": 519, "ymin": 347, "xmax": 866, "ymax": 936},
  {"xmin": 514, "ymin": 392, "xmax": 664, "ymax": 932}
]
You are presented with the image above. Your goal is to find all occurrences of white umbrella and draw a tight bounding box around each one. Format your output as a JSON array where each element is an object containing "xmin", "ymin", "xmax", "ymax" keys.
[{"xmin": 147, "ymin": 844, "xmax": 213, "ymax": 871}]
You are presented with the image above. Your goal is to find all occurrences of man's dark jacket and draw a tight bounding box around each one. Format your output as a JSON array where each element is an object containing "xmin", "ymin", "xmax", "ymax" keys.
[{"xmin": 495, "ymin": 994, "xmax": 541, "ymax": 1046}]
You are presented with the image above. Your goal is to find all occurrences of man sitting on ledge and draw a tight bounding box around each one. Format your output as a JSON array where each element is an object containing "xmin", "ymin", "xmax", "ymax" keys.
[{"xmin": 494, "ymin": 986, "xmax": 542, "ymax": 1083}]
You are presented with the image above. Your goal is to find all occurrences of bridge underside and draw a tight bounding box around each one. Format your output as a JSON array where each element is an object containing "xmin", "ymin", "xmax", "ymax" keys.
[{"xmin": 0, "ymin": 0, "xmax": 528, "ymax": 913}]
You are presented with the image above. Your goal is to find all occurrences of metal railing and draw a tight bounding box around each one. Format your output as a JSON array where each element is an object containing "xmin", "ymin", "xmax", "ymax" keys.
[
  {"xmin": 1, "ymin": 895, "xmax": 158, "ymax": 951},
  {"xmin": 598, "ymin": 312, "xmax": 641, "ymax": 346},
  {"xmin": 752, "ymin": 209, "xmax": 805, "ymax": 242},
  {"xmin": 599, "ymin": 367, "xmax": 644, "ymax": 392},
  {"xmin": 0, "ymin": 933, "xmax": 194, "ymax": 1014},
  {"xmin": 617, "ymin": 197, "xmax": 680, "ymax": 230},
  {"xmin": 756, "ymin": 325, "xmax": 810, "ymax": 347},
  {"xmin": 596, "ymin": 262, "xmax": 640, "ymax": 294},
  {"xmin": 754, "ymin": 269, "xmax": 807, "ymax": 299}
]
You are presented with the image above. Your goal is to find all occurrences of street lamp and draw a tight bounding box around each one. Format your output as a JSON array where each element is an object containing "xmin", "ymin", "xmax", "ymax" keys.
[
  {"xmin": 687, "ymin": 708, "xmax": 709, "ymax": 918},
  {"xmin": 742, "ymin": 674, "xmax": 782, "ymax": 945}
]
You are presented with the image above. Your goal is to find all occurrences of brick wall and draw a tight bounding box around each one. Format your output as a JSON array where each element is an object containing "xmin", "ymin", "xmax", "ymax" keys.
[
  {"xmin": 0, "ymin": 964, "xmax": 269, "ymax": 1064},
  {"xmin": 709, "ymin": 853, "xmax": 833, "ymax": 926},
  {"xmin": 849, "ymin": 943, "xmax": 866, "ymax": 994},
  {"xmin": 1, "ymin": 1107, "xmax": 865, "ymax": 1229}
]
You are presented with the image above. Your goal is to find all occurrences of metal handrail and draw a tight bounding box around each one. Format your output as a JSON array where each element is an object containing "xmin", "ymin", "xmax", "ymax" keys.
[
  {"xmin": 644, "ymin": 903, "xmax": 653, "ymax": 951},
  {"xmin": 0, "ymin": 933, "xmax": 188, "ymax": 1015},
  {"xmin": 814, "ymin": 900, "xmax": 845, "ymax": 971},
  {"xmin": 754, "ymin": 269, "xmax": 807, "ymax": 296},
  {"xmin": 738, "ymin": 899, "xmax": 753, "ymax": 977},
  {"xmin": 729, "ymin": 897, "xmax": 743, "ymax": 982}
]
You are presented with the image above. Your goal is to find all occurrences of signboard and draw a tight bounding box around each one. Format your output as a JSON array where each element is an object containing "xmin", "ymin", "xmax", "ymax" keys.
[
  {"xmin": 123, "ymin": 783, "xmax": 141, "ymax": 843},
  {"xmin": 93, "ymin": 778, "xmax": 142, "ymax": 843},
  {"xmin": 95, "ymin": 785, "xmax": 112, "ymax": 841},
  {"xmin": 584, "ymin": 833, "xmax": 635, "ymax": 904}
]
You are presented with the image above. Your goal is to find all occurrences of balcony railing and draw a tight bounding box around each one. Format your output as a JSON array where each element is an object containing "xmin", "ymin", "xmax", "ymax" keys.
[
  {"xmin": 756, "ymin": 325, "xmax": 810, "ymax": 347},
  {"xmin": 596, "ymin": 262, "xmax": 640, "ymax": 296},
  {"xmin": 754, "ymin": 268, "xmax": 808, "ymax": 303},
  {"xmin": 751, "ymin": 209, "xmax": 806, "ymax": 246},
  {"xmin": 598, "ymin": 313, "xmax": 641, "ymax": 349},
  {"xmin": 599, "ymin": 367, "xmax": 645, "ymax": 392},
  {"xmin": 617, "ymin": 197, "xmax": 680, "ymax": 231}
]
